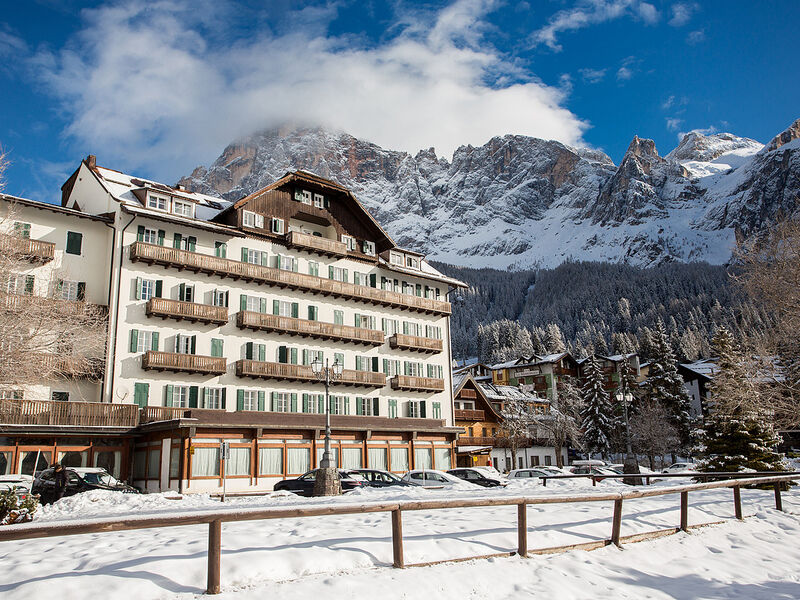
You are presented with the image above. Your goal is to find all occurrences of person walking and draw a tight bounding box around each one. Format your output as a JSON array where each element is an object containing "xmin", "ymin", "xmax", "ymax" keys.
[{"xmin": 53, "ymin": 462, "xmax": 68, "ymax": 502}]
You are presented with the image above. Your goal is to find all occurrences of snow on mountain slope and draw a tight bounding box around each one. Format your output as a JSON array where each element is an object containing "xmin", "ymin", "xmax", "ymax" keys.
[{"xmin": 178, "ymin": 119, "xmax": 800, "ymax": 269}]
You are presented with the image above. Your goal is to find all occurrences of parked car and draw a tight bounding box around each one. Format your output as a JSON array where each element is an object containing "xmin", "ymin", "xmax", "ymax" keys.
[
  {"xmin": 273, "ymin": 469, "xmax": 367, "ymax": 496},
  {"xmin": 662, "ymin": 462, "xmax": 697, "ymax": 474},
  {"xmin": 447, "ymin": 468, "xmax": 508, "ymax": 487},
  {"xmin": 0, "ymin": 474, "xmax": 34, "ymax": 502},
  {"xmin": 401, "ymin": 469, "xmax": 470, "ymax": 488},
  {"xmin": 570, "ymin": 466, "xmax": 618, "ymax": 481},
  {"xmin": 32, "ymin": 467, "xmax": 138, "ymax": 504},
  {"xmin": 350, "ymin": 469, "xmax": 412, "ymax": 488},
  {"xmin": 507, "ymin": 468, "xmax": 551, "ymax": 480}
]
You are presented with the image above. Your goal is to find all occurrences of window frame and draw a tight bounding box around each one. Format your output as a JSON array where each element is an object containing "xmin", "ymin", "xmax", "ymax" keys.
[{"xmin": 172, "ymin": 199, "xmax": 194, "ymax": 218}]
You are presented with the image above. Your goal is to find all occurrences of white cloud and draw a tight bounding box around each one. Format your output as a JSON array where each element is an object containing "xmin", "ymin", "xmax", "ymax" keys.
[
  {"xmin": 662, "ymin": 95, "xmax": 675, "ymax": 109},
  {"xmin": 578, "ymin": 67, "xmax": 606, "ymax": 84},
  {"xmin": 668, "ymin": 2, "xmax": 697, "ymax": 27},
  {"xmin": 616, "ymin": 56, "xmax": 638, "ymax": 82},
  {"xmin": 531, "ymin": 1, "xmax": 660, "ymax": 51},
  {"xmin": 677, "ymin": 125, "xmax": 717, "ymax": 140},
  {"xmin": 687, "ymin": 29, "xmax": 705, "ymax": 44},
  {"xmin": 32, "ymin": 0, "xmax": 589, "ymax": 181},
  {"xmin": 665, "ymin": 117, "xmax": 683, "ymax": 131}
]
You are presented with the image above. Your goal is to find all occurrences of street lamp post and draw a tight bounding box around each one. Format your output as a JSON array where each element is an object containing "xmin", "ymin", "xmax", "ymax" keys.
[
  {"xmin": 311, "ymin": 357, "xmax": 343, "ymax": 496},
  {"xmin": 617, "ymin": 364, "xmax": 642, "ymax": 485}
]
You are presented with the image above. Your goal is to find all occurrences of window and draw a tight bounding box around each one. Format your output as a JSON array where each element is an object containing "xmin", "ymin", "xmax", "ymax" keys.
[
  {"xmin": 210, "ymin": 339, "xmax": 224, "ymax": 358},
  {"xmin": 175, "ymin": 334, "xmax": 195, "ymax": 354},
  {"xmin": 277, "ymin": 346, "xmax": 298, "ymax": 364},
  {"xmin": 313, "ymin": 193, "xmax": 324, "ymax": 208},
  {"xmin": 329, "ymin": 266, "xmax": 348, "ymax": 282},
  {"xmin": 214, "ymin": 241, "xmax": 227, "ymax": 258},
  {"xmin": 172, "ymin": 200, "xmax": 194, "ymax": 218},
  {"xmin": 243, "ymin": 248, "xmax": 267, "ymax": 265},
  {"xmin": 143, "ymin": 227, "xmax": 159, "ymax": 244},
  {"xmin": 147, "ymin": 194, "xmax": 168, "ymax": 211},
  {"xmin": 244, "ymin": 342, "xmax": 266, "ymax": 361},
  {"xmin": 246, "ymin": 295, "xmax": 264, "ymax": 313},
  {"xmin": 357, "ymin": 397, "xmax": 378, "ymax": 416},
  {"xmin": 382, "ymin": 359, "xmax": 401, "ymax": 376},
  {"xmin": 212, "ymin": 289, "xmax": 229, "ymax": 307},
  {"xmin": 274, "ymin": 300, "xmax": 297, "ymax": 318},
  {"xmin": 203, "ymin": 387, "xmax": 225, "ymax": 409},
  {"xmin": 341, "ymin": 235, "xmax": 356, "ymax": 251},
  {"xmin": 270, "ymin": 217, "xmax": 285, "ymax": 234},
  {"xmin": 432, "ymin": 402, "xmax": 442, "ymax": 419},
  {"xmin": 404, "ymin": 361, "xmax": 424, "ymax": 377},
  {"xmin": 329, "ymin": 396, "xmax": 346, "ymax": 415},
  {"xmin": 240, "ymin": 390, "xmax": 258, "ymax": 411},
  {"xmin": 390, "ymin": 251, "xmax": 404, "ymax": 266},
  {"xmin": 0, "ymin": 389, "xmax": 22, "ymax": 400},
  {"xmin": 135, "ymin": 277, "xmax": 160, "ymax": 301},
  {"xmin": 170, "ymin": 386, "xmax": 190, "ymax": 408},
  {"xmin": 406, "ymin": 256, "xmax": 420, "ymax": 270},
  {"xmin": 295, "ymin": 189, "xmax": 312, "ymax": 205},
  {"xmin": 178, "ymin": 283, "xmax": 194, "ymax": 302},
  {"xmin": 403, "ymin": 321, "xmax": 423, "ymax": 337},
  {"xmin": 382, "ymin": 318, "xmax": 398, "ymax": 336},
  {"xmin": 272, "ymin": 392, "xmax": 292, "ymax": 412},
  {"xmin": 242, "ymin": 210, "xmax": 264, "ymax": 228},
  {"xmin": 192, "ymin": 447, "xmax": 220, "ymax": 477},
  {"xmin": 51, "ymin": 391, "xmax": 69, "ymax": 402},
  {"xmin": 13, "ymin": 222, "xmax": 31, "ymax": 238},
  {"xmin": 362, "ymin": 240, "xmax": 376, "ymax": 256},
  {"xmin": 333, "ymin": 310, "xmax": 344, "ymax": 325},
  {"xmin": 307, "ymin": 305, "xmax": 318, "ymax": 321},
  {"xmin": 425, "ymin": 325, "xmax": 442, "ymax": 339},
  {"xmin": 276, "ymin": 254, "xmax": 297, "ymax": 271},
  {"xmin": 301, "ymin": 349, "xmax": 323, "ymax": 366},
  {"xmin": 65, "ymin": 231, "xmax": 83, "ymax": 255},
  {"xmin": 308, "ymin": 261, "xmax": 319, "ymax": 277},
  {"xmin": 388, "ymin": 399, "xmax": 398, "ymax": 419},
  {"xmin": 302, "ymin": 393, "xmax": 324, "ymax": 413},
  {"xmin": 334, "ymin": 352, "xmax": 345, "ymax": 369},
  {"xmin": 408, "ymin": 401, "xmax": 427, "ymax": 418},
  {"xmin": 259, "ymin": 448, "xmax": 284, "ymax": 475},
  {"xmin": 355, "ymin": 356, "xmax": 378, "ymax": 372},
  {"xmin": 354, "ymin": 313, "xmax": 376, "ymax": 329},
  {"xmin": 60, "ymin": 280, "xmax": 84, "ymax": 301},
  {"xmin": 427, "ymin": 364, "xmax": 443, "ymax": 379},
  {"xmin": 130, "ymin": 329, "xmax": 157, "ymax": 352},
  {"xmin": 227, "ymin": 447, "xmax": 250, "ymax": 476},
  {"xmin": 172, "ymin": 233, "xmax": 196, "ymax": 251}
]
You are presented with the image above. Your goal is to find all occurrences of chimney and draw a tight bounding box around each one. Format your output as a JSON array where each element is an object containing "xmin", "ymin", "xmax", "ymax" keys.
[
  {"xmin": 86, "ymin": 155, "xmax": 96, "ymax": 168},
  {"xmin": 176, "ymin": 184, "xmax": 186, "ymax": 191}
]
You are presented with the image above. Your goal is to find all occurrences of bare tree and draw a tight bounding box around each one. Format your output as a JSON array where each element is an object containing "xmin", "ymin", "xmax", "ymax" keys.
[
  {"xmin": 531, "ymin": 377, "xmax": 584, "ymax": 468},
  {"xmin": 630, "ymin": 400, "xmax": 679, "ymax": 470},
  {"xmin": 498, "ymin": 395, "xmax": 538, "ymax": 471}
]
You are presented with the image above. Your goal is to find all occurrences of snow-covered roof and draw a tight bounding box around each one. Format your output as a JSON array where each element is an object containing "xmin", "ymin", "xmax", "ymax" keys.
[
  {"xmin": 476, "ymin": 381, "xmax": 548, "ymax": 404},
  {"xmin": 680, "ymin": 358, "xmax": 718, "ymax": 379}
]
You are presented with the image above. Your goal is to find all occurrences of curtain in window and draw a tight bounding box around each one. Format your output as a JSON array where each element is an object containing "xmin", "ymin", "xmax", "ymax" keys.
[
  {"xmin": 287, "ymin": 447, "xmax": 310, "ymax": 474},
  {"xmin": 414, "ymin": 448, "xmax": 432, "ymax": 470},
  {"xmin": 316, "ymin": 447, "xmax": 338, "ymax": 468},
  {"xmin": 169, "ymin": 448, "xmax": 180, "ymax": 479},
  {"xmin": 133, "ymin": 451, "xmax": 147, "ymax": 479},
  {"xmin": 434, "ymin": 448, "xmax": 451, "ymax": 470},
  {"xmin": 341, "ymin": 447, "xmax": 363, "ymax": 469},
  {"xmin": 390, "ymin": 448, "xmax": 409, "ymax": 472},
  {"xmin": 226, "ymin": 447, "xmax": 250, "ymax": 476},
  {"xmin": 58, "ymin": 450, "xmax": 89, "ymax": 468},
  {"xmin": 147, "ymin": 449, "xmax": 160, "ymax": 478},
  {"xmin": 258, "ymin": 448, "xmax": 283, "ymax": 475},
  {"xmin": 192, "ymin": 447, "xmax": 220, "ymax": 477},
  {"xmin": 94, "ymin": 450, "xmax": 122, "ymax": 479},
  {"xmin": 368, "ymin": 447, "xmax": 387, "ymax": 471}
]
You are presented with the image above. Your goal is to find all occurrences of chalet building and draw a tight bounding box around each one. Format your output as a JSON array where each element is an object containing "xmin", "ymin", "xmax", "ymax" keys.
[
  {"xmin": 577, "ymin": 353, "xmax": 642, "ymax": 393},
  {"xmin": 452, "ymin": 362, "xmax": 492, "ymax": 382},
  {"xmin": 0, "ymin": 157, "xmax": 466, "ymax": 492},
  {"xmin": 453, "ymin": 374, "xmax": 565, "ymax": 471},
  {"xmin": 490, "ymin": 353, "xmax": 580, "ymax": 402}
]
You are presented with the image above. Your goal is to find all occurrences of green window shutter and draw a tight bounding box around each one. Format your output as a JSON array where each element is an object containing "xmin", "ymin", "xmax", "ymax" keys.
[
  {"xmin": 420, "ymin": 402, "xmax": 427, "ymax": 418},
  {"xmin": 270, "ymin": 392, "xmax": 277, "ymax": 412},
  {"xmin": 215, "ymin": 241, "xmax": 226, "ymax": 258},
  {"xmin": 354, "ymin": 313, "xmax": 360, "ymax": 327},
  {"xmin": 179, "ymin": 283, "xmax": 186, "ymax": 301},
  {"xmin": 151, "ymin": 332, "xmax": 159, "ymax": 351},
  {"xmin": 221, "ymin": 388, "xmax": 227, "ymax": 410},
  {"xmin": 373, "ymin": 398, "xmax": 379, "ymax": 416},
  {"xmin": 137, "ymin": 225, "xmax": 145, "ymax": 242},
  {"xmin": 290, "ymin": 347, "xmax": 298, "ymax": 364},
  {"xmin": 433, "ymin": 402, "xmax": 441, "ymax": 419},
  {"xmin": 155, "ymin": 280, "xmax": 163, "ymax": 298},
  {"xmin": 302, "ymin": 349, "xmax": 309, "ymax": 366},
  {"xmin": 383, "ymin": 358, "xmax": 389, "ymax": 375},
  {"xmin": 258, "ymin": 344, "xmax": 266, "ymax": 362},
  {"xmin": 211, "ymin": 339, "xmax": 223, "ymax": 358},
  {"xmin": 157, "ymin": 230, "xmax": 165, "ymax": 245},
  {"xmin": 278, "ymin": 346, "xmax": 287, "ymax": 363},
  {"xmin": 66, "ymin": 231, "xmax": 82, "ymax": 255},
  {"xmin": 190, "ymin": 335, "xmax": 196, "ymax": 355},
  {"xmin": 342, "ymin": 269, "xmax": 348, "ymax": 282},
  {"xmin": 318, "ymin": 395, "xmax": 325, "ymax": 413},
  {"xmin": 356, "ymin": 397, "xmax": 363, "ymax": 416},
  {"xmin": 344, "ymin": 397, "xmax": 350, "ymax": 415},
  {"xmin": 135, "ymin": 277, "xmax": 142, "ymax": 300},
  {"xmin": 133, "ymin": 383, "xmax": 149, "ymax": 408},
  {"xmin": 370, "ymin": 274, "xmax": 377, "ymax": 288},
  {"xmin": 241, "ymin": 247, "xmax": 249, "ymax": 262},
  {"xmin": 334, "ymin": 310, "xmax": 343, "ymax": 325},
  {"xmin": 273, "ymin": 300, "xmax": 280, "ymax": 315},
  {"xmin": 165, "ymin": 385, "xmax": 174, "ymax": 407},
  {"xmin": 291, "ymin": 302, "xmax": 298, "ymax": 318},
  {"xmin": 261, "ymin": 252, "xmax": 268, "ymax": 266},
  {"xmin": 403, "ymin": 321, "xmax": 409, "ymax": 335},
  {"xmin": 328, "ymin": 266, "xmax": 334, "ymax": 279},
  {"xmin": 240, "ymin": 294, "xmax": 247, "ymax": 311},
  {"xmin": 189, "ymin": 386, "xmax": 198, "ymax": 408},
  {"xmin": 355, "ymin": 356, "xmax": 362, "ymax": 371},
  {"xmin": 290, "ymin": 393, "xmax": 297, "ymax": 412},
  {"xmin": 257, "ymin": 391, "xmax": 265, "ymax": 411},
  {"xmin": 245, "ymin": 342, "xmax": 253, "ymax": 360},
  {"xmin": 260, "ymin": 298, "xmax": 267, "ymax": 314},
  {"xmin": 173, "ymin": 233, "xmax": 182, "ymax": 249},
  {"xmin": 292, "ymin": 260, "xmax": 298, "ymax": 273},
  {"xmin": 302, "ymin": 393, "xmax": 309, "ymax": 413},
  {"xmin": 308, "ymin": 306, "xmax": 316, "ymax": 321},
  {"xmin": 372, "ymin": 357, "xmax": 379, "ymax": 372},
  {"xmin": 335, "ymin": 352, "xmax": 344, "ymax": 367},
  {"xmin": 202, "ymin": 387, "xmax": 208, "ymax": 409},
  {"xmin": 276, "ymin": 255, "xmax": 282, "ymax": 270},
  {"xmin": 187, "ymin": 236, "xmax": 197, "ymax": 252},
  {"xmin": 129, "ymin": 329, "xmax": 139, "ymax": 352},
  {"xmin": 24, "ymin": 275, "xmax": 34, "ymax": 294}
]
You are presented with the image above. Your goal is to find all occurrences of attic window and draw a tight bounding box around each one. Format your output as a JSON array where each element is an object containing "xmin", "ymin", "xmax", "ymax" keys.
[
  {"xmin": 390, "ymin": 251, "xmax": 404, "ymax": 266},
  {"xmin": 362, "ymin": 240, "xmax": 376, "ymax": 256},
  {"xmin": 147, "ymin": 194, "xmax": 169, "ymax": 211},
  {"xmin": 243, "ymin": 210, "xmax": 264, "ymax": 229},
  {"xmin": 172, "ymin": 200, "xmax": 194, "ymax": 218},
  {"xmin": 341, "ymin": 235, "xmax": 356, "ymax": 252},
  {"xmin": 406, "ymin": 256, "xmax": 420, "ymax": 270},
  {"xmin": 313, "ymin": 193, "xmax": 324, "ymax": 208},
  {"xmin": 294, "ymin": 189, "xmax": 312, "ymax": 205}
]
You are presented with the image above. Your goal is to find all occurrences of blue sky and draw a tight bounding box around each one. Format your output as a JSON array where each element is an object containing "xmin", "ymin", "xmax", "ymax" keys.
[{"xmin": 1, "ymin": 0, "xmax": 798, "ymax": 202}]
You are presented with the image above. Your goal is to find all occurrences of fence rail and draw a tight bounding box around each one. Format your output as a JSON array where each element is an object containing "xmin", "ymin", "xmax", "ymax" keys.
[
  {"xmin": 0, "ymin": 399, "xmax": 139, "ymax": 428},
  {"xmin": 1, "ymin": 473, "xmax": 796, "ymax": 595}
]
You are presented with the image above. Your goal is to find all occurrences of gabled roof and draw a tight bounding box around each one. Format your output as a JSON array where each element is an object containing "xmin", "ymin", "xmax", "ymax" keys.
[{"xmin": 0, "ymin": 193, "xmax": 114, "ymax": 223}]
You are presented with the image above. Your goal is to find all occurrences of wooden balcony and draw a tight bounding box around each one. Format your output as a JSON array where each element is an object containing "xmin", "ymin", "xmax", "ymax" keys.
[
  {"xmin": 236, "ymin": 311, "xmax": 383, "ymax": 346},
  {"xmin": 129, "ymin": 242, "xmax": 451, "ymax": 316},
  {"xmin": 146, "ymin": 297, "xmax": 229, "ymax": 325},
  {"xmin": 389, "ymin": 333, "xmax": 443, "ymax": 354},
  {"xmin": 141, "ymin": 351, "xmax": 227, "ymax": 375},
  {"xmin": 0, "ymin": 233, "xmax": 55, "ymax": 263},
  {"xmin": 458, "ymin": 389, "xmax": 477, "ymax": 399},
  {"xmin": 0, "ymin": 399, "xmax": 139, "ymax": 428},
  {"xmin": 454, "ymin": 409, "xmax": 485, "ymax": 421},
  {"xmin": 36, "ymin": 354, "xmax": 104, "ymax": 379},
  {"xmin": 456, "ymin": 436, "xmax": 496, "ymax": 447},
  {"xmin": 391, "ymin": 375, "xmax": 445, "ymax": 393},
  {"xmin": 285, "ymin": 231, "xmax": 348, "ymax": 258},
  {"xmin": 140, "ymin": 406, "xmax": 192, "ymax": 423},
  {"xmin": 235, "ymin": 360, "xmax": 386, "ymax": 388}
]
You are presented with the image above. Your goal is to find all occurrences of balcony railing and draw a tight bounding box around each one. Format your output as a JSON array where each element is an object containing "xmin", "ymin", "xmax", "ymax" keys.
[
  {"xmin": 389, "ymin": 333, "xmax": 443, "ymax": 354},
  {"xmin": 454, "ymin": 409, "xmax": 485, "ymax": 421},
  {"xmin": 285, "ymin": 231, "xmax": 348, "ymax": 257},
  {"xmin": 456, "ymin": 436, "xmax": 496, "ymax": 447},
  {"xmin": 146, "ymin": 298, "xmax": 229, "ymax": 325},
  {"xmin": 129, "ymin": 242, "xmax": 451, "ymax": 316},
  {"xmin": 0, "ymin": 233, "xmax": 55, "ymax": 263},
  {"xmin": 235, "ymin": 360, "xmax": 386, "ymax": 388},
  {"xmin": 0, "ymin": 399, "xmax": 139, "ymax": 428},
  {"xmin": 141, "ymin": 351, "xmax": 227, "ymax": 375},
  {"xmin": 140, "ymin": 405, "xmax": 193, "ymax": 423},
  {"xmin": 236, "ymin": 311, "xmax": 384, "ymax": 346},
  {"xmin": 458, "ymin": 389, "xmax": 477, "ymax": 399},
  {"xmin": 390, "ymin": 375, "xmax": 445, "ymax": 393}
]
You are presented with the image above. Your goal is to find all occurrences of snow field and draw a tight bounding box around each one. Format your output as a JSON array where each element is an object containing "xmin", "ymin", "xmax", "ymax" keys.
[{"xmin": 1, "ymin": 478, "xmax": 799, "ymax": 599}]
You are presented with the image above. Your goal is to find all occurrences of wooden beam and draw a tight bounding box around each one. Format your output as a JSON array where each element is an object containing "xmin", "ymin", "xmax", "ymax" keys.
[
  {"xmin": 733, "ymin": 486, "xmax": 743, "ymax": 520},
  {"xmin": 774, "ymin": 482, "xmax": 783, "ymax": 512},
  {"xmin": 517, "ymin": 503, "xmax": 528, "ymax": 557},
  {"xmin": 207, "ymin": 520, "xmax": 222, "ymax": 594},
  {"xmin": 680, "ymin": 491, "xmax": 688, "ymax": 532},
  {"xmin": 611, "ymin": 498, "xmax": 623, "ymax": 547},
  {"xmin": 391, "ymin": 509, "xmax": 404, "ymax": 568}
]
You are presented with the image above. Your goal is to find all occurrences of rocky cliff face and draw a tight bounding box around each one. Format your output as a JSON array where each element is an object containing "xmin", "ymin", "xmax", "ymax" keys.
[{"xmin": 178, "ymin": 119, "xmax": 800, "ymax": 269}]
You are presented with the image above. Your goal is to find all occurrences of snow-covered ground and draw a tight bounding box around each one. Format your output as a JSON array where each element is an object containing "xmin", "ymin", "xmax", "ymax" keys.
[{"xmin": 2, "ymin": 478, "xmax": 799, "ymax": 599}]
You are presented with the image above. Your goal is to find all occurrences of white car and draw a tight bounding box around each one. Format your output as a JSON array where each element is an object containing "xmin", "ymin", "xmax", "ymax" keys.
[
  {"xmin": 662, "ymin": 462, "xmax": 697, "ymax": 474},
  {"xmin": 401, "ymin": 469, "xmax": 472, "ymax": 488},
  {"xmin": 0, "ymin": 474, "xmax": 34, "ymax": 501},
  {"xmin": 508, "ymin": 468, "xmax": 551, "ymax": 480}
]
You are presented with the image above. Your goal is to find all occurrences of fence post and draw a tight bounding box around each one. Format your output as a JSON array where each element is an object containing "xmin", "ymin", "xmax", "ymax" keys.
[
  {"xmin": 391, "ymin": 509, "xmax": 404, "ymax": 568},
  {"xmin": 774, "ymin": 482, "xmax": 783, "ymax": 512},
  {"xmin": 542, "ymin": 477, "xmax": 547, "ymax": 487},
  {"xmin": 592, "ymin": 475, "xmax": 597, "ymax": 487},
  {"xmin": 517, "ymin": 503, "xmax": 528, "ymax": 558},
  {"xmin": 207, "ymin": 520, "xmax": 222, "ymax": 595},
  {"xmin": 611, "ymin": 498, "xmax": 623, "ymax": 547},
  {"xmin": 733, "ymin": 486, "xmax": 743, "ymax": 520},
  {"xmin": 680, "ymin": 491, "xmax": 688, "ymax": 532}
]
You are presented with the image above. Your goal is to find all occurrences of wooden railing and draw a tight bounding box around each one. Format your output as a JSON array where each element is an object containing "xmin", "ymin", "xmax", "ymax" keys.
[
  {"xmin": 391, "ymin": 375, "xmax": 445, "ymax": 392},
  {"xmin": 389, "ymin": 334, "xmax": 443, "ymax": 354},
  {"xmin": 146, "ymin": 298, "xmax": 229, "ymax": 325},
  {"xmin": 237, "ymin": 311, "xmax": 384, "ymax": 346},
  {"xmin": 0, "ymin": 399, "xmax": 139, "ymax": 428},
  {"xmin": 1, "ymin": 474, "xmax": 797, "ymax": 595},
  {"xmin": 235, "ymin": 359, "xmax": 386, "ymax": 388},
  {"xmin": 130, "ymin": 242, "xmax": 451, "ymax": 315},
  {"xmin": 285, "ymin": 231, "xmax": 348, "ymax": 257},
  {"xmin": 140, "ymin": 406, "xmax": 191, "ymax": 423},
  {"xmin": 142, "ymin": 351, "xmax": 227, "ymax": 375},
  {"xmin": 456, "ymin": 436, "xmax": 496, "ymax": 446},
  {"xmin": 454, "ymin": 409, "xmax": 485, "ymax": 421},
  {"xmin": 0, "ymin": 233, "xmax": 55, "ymax": 262},
  {"xmin": 458, "ymin": 389, "xmax": 477, "ymax": 399}
]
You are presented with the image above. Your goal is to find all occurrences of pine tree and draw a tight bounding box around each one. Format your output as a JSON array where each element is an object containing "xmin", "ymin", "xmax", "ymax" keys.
[
  {"xmin": 545, "ymin": 323, "xmax": 567, "ymax": 354},
  {"xmin": 699, "ymin": 328, "xmax": 784, "ymax": 472},
  {"xmin": 580, "ymin": 356, "xmax": 614, "ymax": 457},
  {"xmin": 643, "ymin": 320, "xmax": 693, "ymax": 451}
]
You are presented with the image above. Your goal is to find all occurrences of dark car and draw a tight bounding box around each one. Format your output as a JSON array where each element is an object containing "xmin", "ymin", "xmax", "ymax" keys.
[
  {"xmin": 272, "ymin": 469, "xmax": 367, "ymax": 496},
  {"xmin": 349, "ymin": 469, "xmax": 412, "ymax": 488},
  {"xmin": 33, "ymin": 467, "xmax": 138, "ymax": 504},
  {"xmin": 447, "ymin": 468, "xmax": 507, "ymax": 487}
]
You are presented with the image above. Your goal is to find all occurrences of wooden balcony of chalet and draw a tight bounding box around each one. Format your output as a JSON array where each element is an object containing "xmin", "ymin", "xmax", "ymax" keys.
[
  {"xmin": 456, "ymin": 436, "xmax": 496, "ymax": 447},
  {"xmin": 390, "ymin": 375, "xmax": 445, "ymax": 393},
  {"xmin": 284, "ymin": 231, "xmax": 348, "ymax": 258},
  {"xmin": 141, "ymin": 351, "xmax": 227, "ymax": 376},
  {"xmin": 236, "ymin": 311, "xmax": 383, "ymax": 346},
  {"xmin": 454, "ymin": 409, "xmax": 485, "ymax": 421},
  {"xmin": 235, "ymin": 359, "xmax": 386, "ymax": 388},
  {"xmin": 0, "ymin": 233, "xmax": 55, "ymax": 263},
  {"xmin": 0, "ymin": 399, "xmax": 139, "ymax": 429},
  {"xmin": 458, "ymin": 389, "xmax": 477, "ymax": 399},
  {"xmin": 389, "ymin": 333, "xmax": 443, "ymax": 354},
  {"xmin": 129, "ymin": 241, "xmax": 451, "ymax": 316},
  {"xmin": 146, "ymin": 298, "xmax": 229, "ymax": 325}
]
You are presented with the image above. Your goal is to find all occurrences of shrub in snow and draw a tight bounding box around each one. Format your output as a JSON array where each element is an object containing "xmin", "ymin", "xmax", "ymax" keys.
[{"xmin": 0, "ymin": 488, "xmax": 38, "ymax": 525}]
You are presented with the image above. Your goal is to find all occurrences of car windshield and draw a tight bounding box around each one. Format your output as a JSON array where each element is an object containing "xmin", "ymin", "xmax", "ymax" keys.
[
  {"xmin": 342, "ymin": 472, "xmax": 366, "ymax": 481},
  {"xmin": 81, "ymin": 472, "xmax": 119, "ymax": 486}
]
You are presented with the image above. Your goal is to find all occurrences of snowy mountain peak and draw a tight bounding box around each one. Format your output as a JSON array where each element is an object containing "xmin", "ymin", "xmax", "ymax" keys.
[
  {"xmin": 667, "ymin": 132, "xmax": 763, "ymax": 163},
  {"xmin": 625, "ymin": 136, "xmax": 660, "ymax": 160},
  {"xmin": 764, "ymin": 118, "xmax": 800, "ymax": 153}
]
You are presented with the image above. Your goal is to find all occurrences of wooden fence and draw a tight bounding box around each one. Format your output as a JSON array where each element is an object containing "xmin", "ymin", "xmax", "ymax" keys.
[{"xmin": 0, "ymin": 473, "xmax": 796, "ymax": 595}]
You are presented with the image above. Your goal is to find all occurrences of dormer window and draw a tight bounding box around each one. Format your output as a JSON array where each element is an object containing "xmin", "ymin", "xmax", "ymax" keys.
[
  {"xmin": 147, "ymin": 194, "xmax": 169, "ymax": 211},
  {"xmin": 406, "ymin": 256, "xmax": 420, "ymax": 270},
  {"xmin": 341, "ymin": 235, "xmax": 356, "ymax": 252},
  {"xmin": 242, "ymin": 210, "xmax": 264, "ymax": 229},
  {"xmin": 313, "ymin": 193, "xmax": 324, "ymax": 208},
  {"xmin": 172, "ymin": 200, "xmax": 194, "ymax": 218},
  {"xmin": 298, "ymin": 189, "xmax": 312, "ymax": 205},
  {"xmin": 362, "ymin": 240, "xmax": 376, "ymax": 256},
  {"xmin": 270, "ymin": 218, "xmax": 285, "ymax": 234},
  {"xmin": 390, "ymin": 251, "xmax": 404, "ymax": 266}
]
